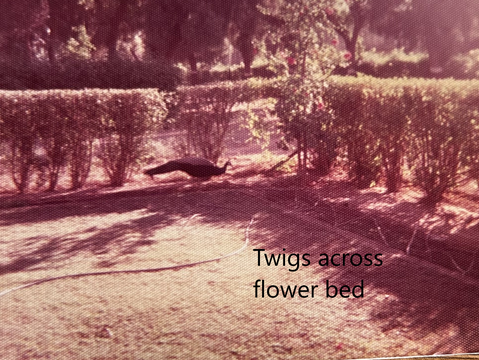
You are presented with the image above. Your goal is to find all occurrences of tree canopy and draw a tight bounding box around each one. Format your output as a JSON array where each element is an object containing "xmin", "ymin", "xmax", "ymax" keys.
[{"xmin": 0, "ymin": 0, "xmax": 478, "ymax": 79}]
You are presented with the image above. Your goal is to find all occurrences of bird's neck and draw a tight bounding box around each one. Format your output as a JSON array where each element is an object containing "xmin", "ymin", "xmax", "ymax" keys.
[{"xmin": 220, "ymin": 162, "xmax": 229, "ymax": 173}]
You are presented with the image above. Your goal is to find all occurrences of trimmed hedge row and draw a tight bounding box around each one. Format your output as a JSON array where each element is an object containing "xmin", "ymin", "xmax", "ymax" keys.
[
  {"xmin": 167, "ymin": 76, "xmax": 479, "ymax": 204},
  {"xmin": 2, "ymin": 76, "xmax": 478, "ymax": 204},
  {"xmin": 169, "ymin": 79, "xmax": 281, "ymax": 162},
  {"xmin": 0, "ymin": 89, "xmax": 168, "ymax": 192},
  {"xmin": 323, "ymin": 76, "xmax": 479, "ymax": 203}
]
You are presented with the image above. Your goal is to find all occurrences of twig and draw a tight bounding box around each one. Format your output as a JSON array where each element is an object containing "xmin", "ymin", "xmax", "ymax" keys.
[
  {"xmin": 424, "ymin": 229, "xmax": 433, "ymax": 262},
  {"xmin": 181, "ymin": 213, "xmax": 201, "ymax": 231},
  {"xmin": 442, "ymin": 249, "xmax": 478, "ymax": 276},
  {"xmin": 267, "ymin": 150, "xmax": 298, "ymax": 172},
  {"xmin": 373, "ymin": 218, "xmax": 388, "ymax": 245},
  {"xmin": 464, "ymin": 249, "xmax": 478, "ymax": 275},
  {"xmin": 406, "ymin": 225, "xmax": 418, "ymax": 255}
]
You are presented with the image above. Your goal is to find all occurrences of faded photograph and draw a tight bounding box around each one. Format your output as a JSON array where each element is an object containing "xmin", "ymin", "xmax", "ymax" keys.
[{"xmin": 1, "ymin": 1, "xmax": 479, "ymax": 359}]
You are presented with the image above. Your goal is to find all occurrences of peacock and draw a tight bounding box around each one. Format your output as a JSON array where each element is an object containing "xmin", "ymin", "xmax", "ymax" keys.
[{"xmin": 144, "ymin": 157, "xmax": 231, "ymax": 179}]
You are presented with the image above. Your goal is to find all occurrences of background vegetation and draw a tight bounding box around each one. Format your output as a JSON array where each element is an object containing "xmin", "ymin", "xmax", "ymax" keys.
[{"xmin": 1, "ymin": 0, "xmax": 479, "ymax": 205}]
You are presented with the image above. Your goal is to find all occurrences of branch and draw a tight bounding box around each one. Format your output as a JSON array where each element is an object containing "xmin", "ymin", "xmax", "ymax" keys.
[
  {"xmin": 267, "ymin": 150, "xmax": 298, "ymax": 172},
  {"xmin": 406, "ymin": 225, "xmax": 418, "ymax": 255},
  {"xmin": 374, "ymin": 218, "xmax": 389, "ymax": 245}
]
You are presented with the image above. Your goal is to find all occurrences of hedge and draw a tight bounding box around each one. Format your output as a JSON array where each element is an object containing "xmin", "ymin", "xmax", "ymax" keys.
[
  {"xmin": 2, "ymin": 76, "xmax": 478, "ymax": 204},
  {"xmin": 323, "ymin": 76, "xmax": 479, "ymax": 203},
  {"xmin": 0, "ymin": 60, "xmax": 181, "ymax": 91},
  {"xmin": 175, "ymin": 76, "xmax": 479, "ymax": 204},
  {"xmin": 0, "ymin": 89, "xmax": 168, "ymax": 192}
]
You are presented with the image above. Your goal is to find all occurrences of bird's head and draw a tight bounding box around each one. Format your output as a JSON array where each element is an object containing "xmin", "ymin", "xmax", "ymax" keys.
[{"xmin": 143, "ymin": 169, "xmax": 154, "ymax": 179}]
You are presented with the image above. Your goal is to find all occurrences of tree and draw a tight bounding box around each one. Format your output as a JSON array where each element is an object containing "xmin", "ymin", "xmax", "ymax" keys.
[
  {"xmin": 324, "ymin": 0, "xmax": 368, "ymax": 71},
  {"xmin": 217, "ymin": 0, "xmax": 280, "ymax": 76},
  {"xmin": 413, "ymin": 0, "xmax": 479, "ymax": 73},
  {"xmin": 45, "ymin": 0, "xmax": 145, "ymax": 62},
  {"xmin": 323, "ymin": 0, "xmax": 410, "ymax": 72},
  {"xmin": 0, "ymin": 0, "xmax": 49, "ymax": 64},
  {"xmin": 89, "ymin": 0, "xmax": 144, "ymax": 61},
  {"xmin": 144, "ymin": 0, "xmax": 228, "ymax": 81},
  {"xmin": 369, "ymin": 0, "xmax": 479, "ymax": 74},
  {"xmin": 263, "ymin": 0, "xmax": 342, "ymax": 174},
  {"xmin": 144, "ymin": 0, "xmax": 281, "ymax": 78},
  {"xmin": 45, "ymin": 0, "xmax": 87, "ymax": 63}
]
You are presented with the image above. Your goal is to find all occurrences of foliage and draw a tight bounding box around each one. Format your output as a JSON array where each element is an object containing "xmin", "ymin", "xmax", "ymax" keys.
[
  {"xmin": 358, "ymin": 49, "xmax": 429, "ymax": 78},
  {"xmin": 242, "ymin": 99, "xmax": 277, "ymax": 152},
  {"xmin": 405, "ymin": 81, "xmax": 477, "ymax": 204},
  {"xmin": 358, "ymin": 48, "xmax": 479, "ymax": 80},
  {"xmin": 0, "ymin": 89, "xmax": 168, "ymax": 192},
  {"xmin": 64, "ymin": 25, "xmax": 96, "ymax": 60},
  {"xmin": 323, "ymin": 0, "xmax": 371, "ymax": 70},
  {"xmin": 0, "ymin": 100, "xmax": 39, "ymax": 193},
  {"xmin": 365, "ymin": 82, "xmax": 410, "ymax": 192},
  {"xmin": 0, "ymin": 0, "xmax": 49, "ymax": 63},
  {"xmin": 275, "ymin": 76, "xmax": 338, "ymax": 175},
  {"xmin": 260, "ymin": 0, "xmax": 343, "ymax": 175},
  {"xmin": 324, "ymin": 77, "xmax": 382, "ymax": 188},
  {"xmin": 445, "ymin": 50, "xmax": 479, "ymax": 79},
  {"xmin": 324, "ymin": 75, "xmax": 479, "ymax": 202},
  {"xmin": 2, "ymin": 0, "xmax": 479, "ymax": 84},
  {"xmin": 168, "ymin": 78, "xmax": 280, "ymax": 164},
  {"xmin": 97, "ymin": 91, "xmax": 164, "ymax": 186},
  {"xmin": 186, "ymin": 63, "xmax": 278, "ymax": 85},
  {"xmin": 261, "ymin": 0, "xmax": 339, "ymax": 78},
  {"xmin": 369, "ymin": 0, "xmax": 479, "ymax": 71},
  {"xmin": 173, "ymin": 82, "xmax": 244, "ymax": 162},
  {"xmin": 143, "ymin": 0, "xmax": 228, "ymax": 64}
]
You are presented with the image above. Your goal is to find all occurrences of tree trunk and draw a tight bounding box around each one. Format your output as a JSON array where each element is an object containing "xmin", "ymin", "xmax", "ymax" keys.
[
  {"xmin": 106, "ymin": 0, "xmax": 130, "ymax": 61},
  {"xmin": 236, "ymin": 32, "xmax": 255, "ymax": 76},
  {"xmin": 188, "ymin": 53, "xmax": 199, "ymax": 85}
]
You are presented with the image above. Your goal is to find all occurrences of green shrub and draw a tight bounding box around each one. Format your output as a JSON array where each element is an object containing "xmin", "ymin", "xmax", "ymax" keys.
[
  {"xmin": 0, "ymin": 97, "xmax": 38, "ymax": 193},
  {"xmin": 0, "ymin": 89, "xmax": 168, "ymax": 191},
  {"xmin": 97, "ymin": 90, "xmax": 166, "ymax": 186},
  {"xmin": 173, "ymin": 82, "xmax": 243, "ymax": 162},
  {"xmin": 324, "ymin": 76, "xmax": 479, "ymax": 201},
  {"xmin": 169, "ymin": 79, "xmax": 280, "ymax": 163},
  {"xmin": 405, "ymin": 81, "xmax": 477, "ymax": 204},
  {"xmin": 324, "ymin": 77, "xmax": 382, "ymax": 188},
  {"xmin": 445, "ymin": 49, "xmax": 479, "ymax": 79},
  {"xmin": 275, "ymin": 76, "xmax": 338, "ymax": 175},
  {"xmin": 365, "ymin": 80, "xmax": 411, "ymax": 192},
  {"xmin": 190, "ymin": 64, "xmax": 279, "ymax": 85}
]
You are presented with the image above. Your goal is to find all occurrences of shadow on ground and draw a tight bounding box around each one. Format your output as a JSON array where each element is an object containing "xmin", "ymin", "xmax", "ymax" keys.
[{"xmin": 1, "ymin": 184, "xmax": 478, "ymax": 354}]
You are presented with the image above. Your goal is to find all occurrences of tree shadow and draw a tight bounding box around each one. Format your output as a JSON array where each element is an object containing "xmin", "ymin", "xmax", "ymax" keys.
[
  {"xmin": 253, "ymin": 184, "xmax": 479, "ymax": 278},
  {"xmin": 251, "ymin": 194, "xmax": 479, "ymax": 354},
  {"xmin": 2, "ymin": 185, "xmax": 478, "ymax": 353},
  {"xmin": 0, "ymin": 184, "xmax": 257, "ymax": 276},
  {"xmin": 0, "ymin": 211, "xmax": 171, "ymax": 275}
]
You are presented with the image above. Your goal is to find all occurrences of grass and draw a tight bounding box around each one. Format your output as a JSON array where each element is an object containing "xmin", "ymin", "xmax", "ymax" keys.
[
  {"xmin": 1, "ymin": 95, "xmax": 479, "ymax": 359},
  {"xmin": 1, "ymin": 187, "xmax": 479, "ymax": 359}
]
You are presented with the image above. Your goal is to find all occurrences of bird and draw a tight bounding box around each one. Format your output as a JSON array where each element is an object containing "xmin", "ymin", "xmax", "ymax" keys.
[{"xmin": 144, "ymin": 157, "xmax": 231, "ymax": 179}]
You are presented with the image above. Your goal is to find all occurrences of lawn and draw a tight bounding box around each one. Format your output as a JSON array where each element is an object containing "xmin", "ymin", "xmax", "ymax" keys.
[{"xmin": 1, "ymin": 184, "xmax": 479, "ymax": 359}]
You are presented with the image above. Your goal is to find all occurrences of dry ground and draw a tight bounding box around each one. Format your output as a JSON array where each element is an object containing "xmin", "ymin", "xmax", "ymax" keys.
[
  {"xmin": 1, "ymin": 183, "xmax": 479, "ymax": 359},
  {"xmin": 1, "ymin": 100, "xmax": 479, "ymax": 359}
]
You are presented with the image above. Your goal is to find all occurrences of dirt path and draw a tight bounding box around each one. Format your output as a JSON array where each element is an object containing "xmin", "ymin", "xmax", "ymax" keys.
[{"xmin": 1, "ymin": 185, "xmax": 478, "ymax": 359}]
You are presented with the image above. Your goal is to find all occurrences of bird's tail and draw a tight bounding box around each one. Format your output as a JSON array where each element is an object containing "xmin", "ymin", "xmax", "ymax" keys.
[{"xmin": 144, "ymin": 161, "xmax": 181, "ymax": 177}]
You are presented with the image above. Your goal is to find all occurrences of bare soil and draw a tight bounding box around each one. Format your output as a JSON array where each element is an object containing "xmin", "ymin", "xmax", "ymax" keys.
[{"xmin": 1, "ymin": 101, "xmax": 479, "ymax": 359}]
